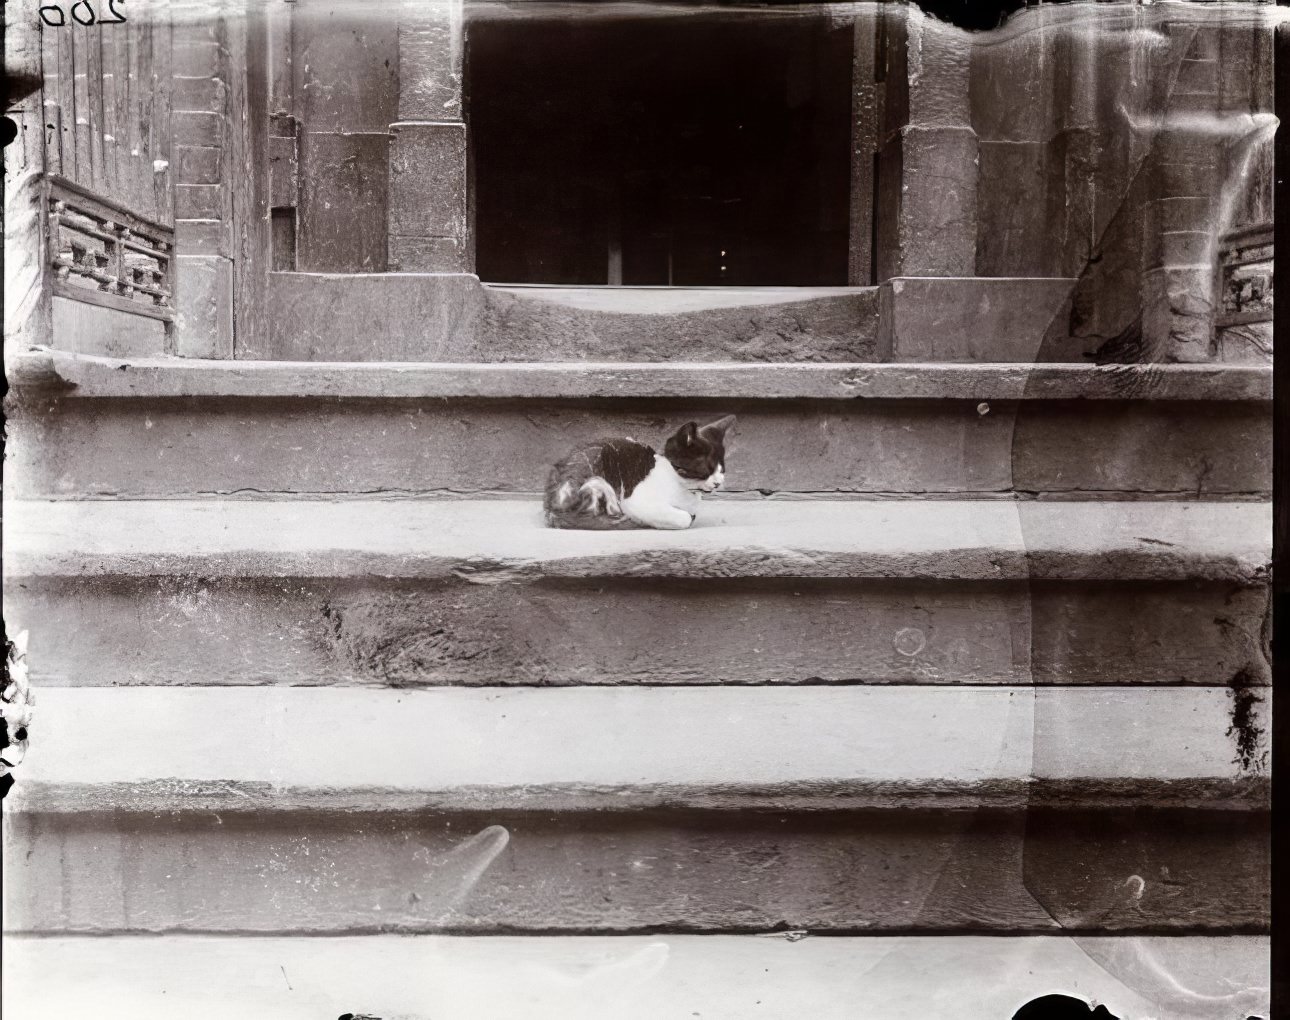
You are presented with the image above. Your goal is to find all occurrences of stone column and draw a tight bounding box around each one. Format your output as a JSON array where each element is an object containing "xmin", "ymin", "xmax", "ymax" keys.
[
  {"xmin": 387, "ymin": 0, "xmax": 471, "ymax": 273},
  {"xmin": 873, "ymin": 5, "xmax": 978, "ymax": 281},
  {"xmin": 845, "ymin": 7, "xmax": 881, "ymax": 287},
  {"xmin": 3, "ymin": 8, "xmax": 51, "ymax": 354},
  {"xmin": 172, "ymin": 0, "xmax": 235, "ymax": 356},
  {"xmin": 1141, "ymin": 24, "xmax": 1223, "ymax": 363},
  {"xmin": 1050, "ymin": 8, "xmax": 1100, "ymax": 280}
]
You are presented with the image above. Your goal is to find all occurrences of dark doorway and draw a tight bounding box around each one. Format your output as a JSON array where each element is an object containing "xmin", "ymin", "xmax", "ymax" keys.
[{"xmin": 467, "ymin": 7, "xmax": 855, "ymax": 286}]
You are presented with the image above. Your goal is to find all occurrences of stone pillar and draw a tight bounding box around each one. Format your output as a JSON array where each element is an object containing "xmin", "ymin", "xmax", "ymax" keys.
[
  {"xmin": 171, "ymin": 0, "xmax": 235, "ymax": 357},
  {"xmin": 3, "ymin": 8, "xmax": 51, "ymax": 354},
  {"xmin": 1141, "ymin": 25, "xmax": 1223, "ymax": 363},
  {"xmin": 387, "ymin": 0, "xmax": 471, "ymax": 273},
  {"xmin": 873, "ymin": 5, "xmax": 978, "ymax": 281},
  {"xmin": 846, "ymin": 8, "xmax": 881, "ymax": 287},
  {"xmin": 1049, "ymin": 11, "xmax": 1099, "ymax": 281}
]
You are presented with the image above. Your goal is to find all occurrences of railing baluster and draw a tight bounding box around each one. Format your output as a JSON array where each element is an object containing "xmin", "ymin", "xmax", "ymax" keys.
[{"xmin": 45, "ymin": 175, "xmax": 175, "ymax": 321}]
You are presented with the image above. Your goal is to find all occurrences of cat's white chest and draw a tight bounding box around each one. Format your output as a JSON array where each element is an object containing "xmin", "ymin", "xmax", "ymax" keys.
[{"xmin": 621, "ymin": 455, "xmax": 701, "ymax": 530}]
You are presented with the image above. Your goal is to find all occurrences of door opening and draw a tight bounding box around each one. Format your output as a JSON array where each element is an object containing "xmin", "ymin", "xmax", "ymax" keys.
[{"xmin": 467, "ymin": 6, "xmax": 855, "ymax": 286}]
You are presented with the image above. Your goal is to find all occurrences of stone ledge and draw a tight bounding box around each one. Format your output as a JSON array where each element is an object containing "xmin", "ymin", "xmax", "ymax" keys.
[
  {"xmin": 2, "ymin": 499, "xmax": 1271, "ymax": 583},
  {"xmin": 9, "ymin": 776, "xmax": 1268, "ymax": 816},
  {"xmin": 5, "ymin": 348, "xmax": 1272, "ymax": 401}
]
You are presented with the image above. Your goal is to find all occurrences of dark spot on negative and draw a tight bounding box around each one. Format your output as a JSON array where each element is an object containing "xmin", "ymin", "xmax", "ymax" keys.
[
  {"xmin": 1012, "ymin": 994, "xmax": 1120, "ymax": 1020},
  {"xmin": 1227, "ymin": 668, "xmax": 1267, "ymax": 772}
]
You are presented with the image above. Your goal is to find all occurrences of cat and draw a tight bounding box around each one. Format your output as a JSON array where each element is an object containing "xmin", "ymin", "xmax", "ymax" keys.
[{"xmin": 544, "ymin": 416, "xmax": 735, "ymax": 530}]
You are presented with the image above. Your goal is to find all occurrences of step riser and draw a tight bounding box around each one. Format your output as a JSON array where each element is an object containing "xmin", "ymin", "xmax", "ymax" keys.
[
  {"xmin": 9, "ymin": 577, "xmax": 1269, "ymax": 687},
  {"xmin": 8, "ymin": 397, "xmax": 1270, "ymax": 498},
  {"xmin": 5, "ymin": 809, "xmax": 1267, "ymax": 934},
  {"xmin": 4, "ymin": 935, "xmax": 1271, "ymax": 1020}
]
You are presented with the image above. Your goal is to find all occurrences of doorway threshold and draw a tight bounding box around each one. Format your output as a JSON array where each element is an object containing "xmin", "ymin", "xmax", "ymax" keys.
[{"xmin": 483, "ymin": 283, "xmax": 875, "ymax": 314}]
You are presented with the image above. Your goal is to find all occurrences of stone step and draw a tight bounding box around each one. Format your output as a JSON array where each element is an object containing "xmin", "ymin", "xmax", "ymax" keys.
[
  {"xmin": 5, "ymin": 351, "xmax": 1271, "ymax": 499},
  {"xmin": 1, "ymin": 935, "xmax": 1271, "ymax": 1019},
  {"xmin": 258, "ymin": 275, "xmax": 1083, "ymax": 364},
  {"xmin": 7, "ymin": 933, "xmax": 1269, "ymax": 1020},
  {"xmin": 3, "ymin": 499, "xmax": 1271, "ymax": 687},
  {"xmin": 259, "ymin": 275, "xmax": 882, "ymax": 362},
  {"xmin": 4, "ymin": 687, "xmax": 1269, "ymax": 934}
]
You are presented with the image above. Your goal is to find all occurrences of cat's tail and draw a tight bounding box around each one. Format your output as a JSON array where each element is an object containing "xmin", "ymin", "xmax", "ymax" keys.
[
  {"xmin": 544, "ymin": 508, "xmax": 645, "ymax": 530},
  {"xmin": 544, "ymin": 474, "xmax": 641, "ymax": 530}
]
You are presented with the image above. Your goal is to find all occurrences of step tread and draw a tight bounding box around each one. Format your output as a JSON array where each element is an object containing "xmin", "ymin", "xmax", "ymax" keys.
[
  {"xmin": 486, "ymin": 282, "xmax": 876, "ymax": 312},
  {"xmin": 4, "ymin": 498, "xmax": 1271, "ymax": 582},
  {"xmin": 2, "ymin": 935, "xmax": 1270, "ymax": 1019},
  {"xmin": 7, "ymin": 349, "xmax": 1272, "ymax": 401},
  {"xmin": 3, "ymin": 935, "xmax": 1269, "ymax": 1019},
  {"xmin": 8, "ymin": 686, "xmax": 1266, "ymax": 813}
]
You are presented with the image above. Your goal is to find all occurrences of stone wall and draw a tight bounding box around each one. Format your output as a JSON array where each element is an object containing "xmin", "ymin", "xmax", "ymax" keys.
[{"xmin": 963, "ymin": 3, "xmax": 1275, "ymax": 362}]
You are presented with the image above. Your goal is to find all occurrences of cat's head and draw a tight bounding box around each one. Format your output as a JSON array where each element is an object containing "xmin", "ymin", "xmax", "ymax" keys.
[{"xmin": 663, "ymin": 415, "xmax": 735, "ymax": 492}]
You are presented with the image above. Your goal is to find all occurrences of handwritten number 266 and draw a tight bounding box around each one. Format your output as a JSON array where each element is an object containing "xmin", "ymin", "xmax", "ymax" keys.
[{"xmin": 40, "ymin": 0, "xmax": 128, "ymax": 27}]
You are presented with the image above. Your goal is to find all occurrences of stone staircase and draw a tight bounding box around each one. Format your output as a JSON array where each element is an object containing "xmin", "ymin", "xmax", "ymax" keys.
[{"xmin": 2, "ymin": 287, "xmax": 1272, "ymax": 1017}]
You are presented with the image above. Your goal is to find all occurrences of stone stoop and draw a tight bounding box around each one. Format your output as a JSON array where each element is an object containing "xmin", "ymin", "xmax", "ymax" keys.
[
  {"xmin": 2, "ymin": 500, "xmax": 1271, "ymax": 951},
  {"xmin": 1, "ymin": 352, "xmax": 1272, "ymax": 1016}
]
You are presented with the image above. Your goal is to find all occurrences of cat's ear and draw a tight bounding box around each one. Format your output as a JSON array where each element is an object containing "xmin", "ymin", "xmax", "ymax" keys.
[
  {"xmin": 699, "ymin": 415, "xmax": 736, "ymax": 440},
  {"xmin": 672, "ymin": 421, "xmax": 700, "ymax": 447}
]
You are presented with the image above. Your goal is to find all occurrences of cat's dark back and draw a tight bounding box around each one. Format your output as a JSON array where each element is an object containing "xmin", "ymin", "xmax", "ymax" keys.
[{"xmin": 544, "ymin": 437, "xmax": 659, "ymax": 530}]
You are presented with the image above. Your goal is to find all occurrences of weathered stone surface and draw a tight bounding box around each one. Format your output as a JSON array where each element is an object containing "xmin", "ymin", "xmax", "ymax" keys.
[
  {"xmin": 174, "ymin": 254, "xmax": 233, "ymax": 359},
  {"xmin": 6, "ymin": 686, "xmax": 1268, "ymax": 793},
  {"xmin": 1142, "ymin": 264, "xmax": 1216, "ymax": 364},
  {"xmin": 6, "ymin": 362, "xmax": 1269, "ymax": 498},
  {"xmin": 174, "ymin": 144, "xmax": 222, "ymax": 186},
  {"xmin": 396, "ymin": 0, "xmax": 464, "ymax": 121},
  {"xmin": 6, "ymin": 350, "xmax": 1273, "ymax": 400},
  {"xmin": 876, "ymin": 126, "xmax": 979, "ymax": 279},
  {"xmin": 877, "ymin": 277, "xmax": 1079, "ymax": 361},
  {"xmin": 1219, "ymin": 323, "xmax": 1272, "ymax": 365},
  {"xmin": 172, "ymin": 72, "xmax": 227, "ymax": 113},
  {"xmin": 5, "ymin": 804, "xmax": 1267, "ymax": 933},
  {"xmin": 267, "ymin": 133, "xmax": 297, "ymax": 209},
  {"xmin": 259, "ymin": 271, "xmax": 483, "ymax": 359},
  {"xmin": 172, "ymin": 108, "xmax": 224, "ymax": 149},
  {"xmin": 175, "ymin": 182, "xmax": 224, "ymax": 220},
  {"xmin": 49, "ymin": 298, "xmax": 168, "ymax": 358},
  {"xmin": 876, "ymin": 8, "xmax": 978, "ymax": 280},
  {"xmin": 175, "ymin": 218, "xmax": 226, "ymax": 256},
  {"xmin": 388, "ymin": 122, "xmax": 468, "ymax": 267},
  {"xmin": 881, "ymin": 8, "xmax": 973, "ymax": 136},
  {"xmin": 481, "ymin": 286, "xmax": 879, "ymax": 363},
  {"xmin": 3, "ymin": 500, "xmax": 1271, "ymax": 585},
  {"xmin": 6, "ymin": 397, "xmax": 1271, "ymax": 499},
  {"xmin": 390, "ymin": 234, "xmax": 470, "ymax": 273},
  {"xmin": 293, "ymin": 1, "xmax": 397, "ymax": 134},
  {"xmin": 8, "ymin": 574, "xmax": 1268, "ymax": 689},
  {"xmin": 2, "ymin": 935, "xmax": 1271, "ymax": 1020},
  {"xmin": 968, "ymin": 12, "xmax": 1057, "ymax": 143},
  {"xmin": 962, "ymin": 1, "xmax": 1276, "ymax": 358},
  {"xmin": 296, "ymin": 132, "xmax": 390, "ymax": 273},
  {"xmin": 256, "ymin": 274, "xmax": 881, "ymax": 362}
]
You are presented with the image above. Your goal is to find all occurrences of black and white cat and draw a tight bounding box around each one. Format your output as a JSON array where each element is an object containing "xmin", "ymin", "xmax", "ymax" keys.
[{"xmin": 544, "ymin": 416, "xmax": 735, "ymax": 530}]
